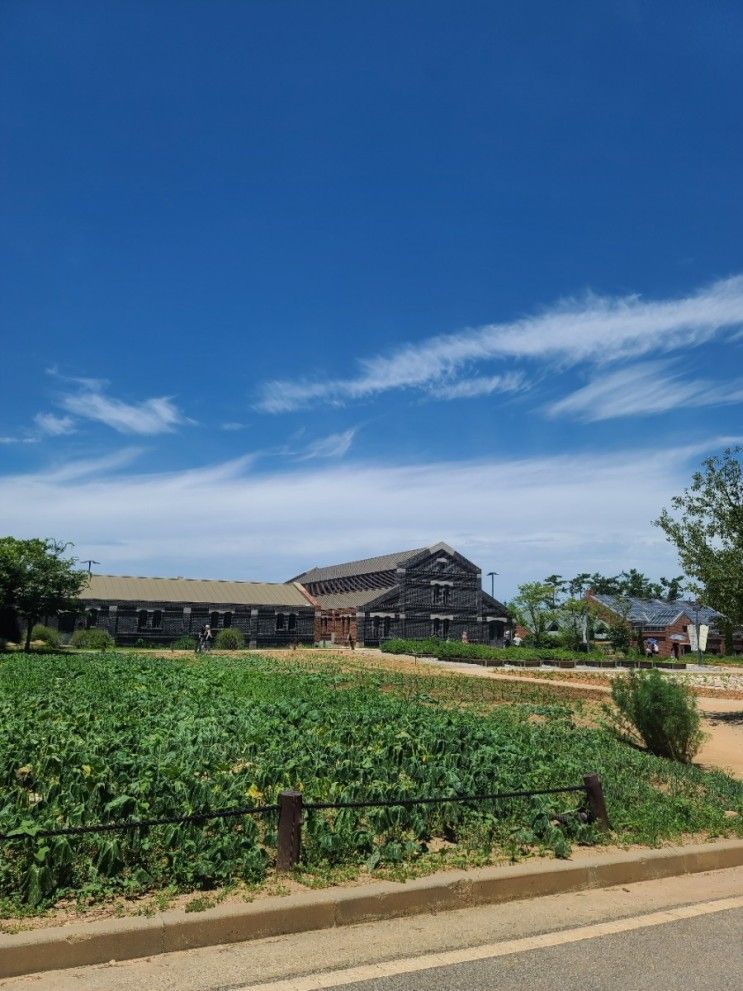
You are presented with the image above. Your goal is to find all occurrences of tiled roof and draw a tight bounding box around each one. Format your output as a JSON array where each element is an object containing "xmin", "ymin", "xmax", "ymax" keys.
[
  {"xmin": 81, "ymin": 574, "xmax": 312, "ymax": 607},
  {"xmin": 591, "ymin": 594, "xmax": 720, "ymax": 627},
  {"xmin": 291, "ymin": 548, "xmax": 426, "ymax": 584},
  {"xmin": 312, "ymin": 588, "xmax": 398, "ymax": 610}
]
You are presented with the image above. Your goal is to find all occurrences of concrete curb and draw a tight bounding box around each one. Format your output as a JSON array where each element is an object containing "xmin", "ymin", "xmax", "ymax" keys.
[{"xmin": 2, "ymin": 839, "xmax": 742, "ymax": 979}]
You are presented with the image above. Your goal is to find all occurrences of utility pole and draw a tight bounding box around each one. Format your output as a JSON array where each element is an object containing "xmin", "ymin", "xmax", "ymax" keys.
[{"xmin": 487, "ymin": 571, "xmax": 498, "ymax": 598}]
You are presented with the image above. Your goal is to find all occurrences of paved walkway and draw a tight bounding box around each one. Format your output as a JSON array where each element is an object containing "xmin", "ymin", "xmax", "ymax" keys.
[{"xmin": 6, "ymin": 868, "xmax": 741, "ymax": 990}]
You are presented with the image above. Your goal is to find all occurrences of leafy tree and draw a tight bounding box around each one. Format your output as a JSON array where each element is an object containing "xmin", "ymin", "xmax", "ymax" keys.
[
  {"xmin": 557, "ymin": 597, "xmax": 595, "ymax": 650},
  {"xmin": 567, "ymin": 572, "xmax": 592, "ymax": 597},
  {"xmin": 0, "ymin": 538, "xmax": 86, "ymax": 650},
  {"xmin": 508, "ymin": 582, "xmax": 556, "ymax": 647},
  {"xmin": 542, "ymin": 574, "xmax": 566, "ymax": 608},
  {"xmin": 655, "ymin": 448, "xmax": 743, "ymax": 628},
  {"xmin": 658, "ymin": 575, "xmax": 685, "ymax": 603}
]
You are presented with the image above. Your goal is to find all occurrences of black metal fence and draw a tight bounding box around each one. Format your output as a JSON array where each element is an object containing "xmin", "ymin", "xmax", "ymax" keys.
[{"xmin": 0, "ymin": 774, "xmax": 610, "ymax": 871}]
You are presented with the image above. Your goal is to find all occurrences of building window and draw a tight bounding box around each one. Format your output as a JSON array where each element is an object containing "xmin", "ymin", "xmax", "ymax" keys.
[
  {"xmin": 372, "ymin": 616, "xmax": 380, "ymax": 636},
  {"xmin": 383, "ymin": 616, "xmax": 391, "ymax": 637},
  {"xmin": 86, "ymin": 609, "xmax": 98, "ymax": 629},
  {"xmin": 151, "ymin": 610, "xmax": 163, "ymax": 629},
  {"xmin": 433, "ymin": 618, "xmax": 441, "ymax": 636},
  {"xmin": 276, "ymin": 612, "xmax": 285, "ymax": 631},
  {"xmin": 432, "ymin": 585, "xmax": 441, "ymax": 605},
  {"xmin": 442, "ymin": 618, "xmax": 450, "ymax": 638},
  {"xmin": 137, "ymin": 610, "xmax": 148, "ymax": 631},
  {"xmin": 223, "ymin": 612, "xmax": 232, "ymax": 628},
  {"xmin": 321, "ymin": 616, "xmax": 329, "ymax": 635},
  {"xmin": 288, "ymin": 613, "xmax": 297, "ymax": 632},
  {"xmin": 442, "ymin": 586, "xmax": 450, "ymax": 606},
  {"xmin": 209, "ymin": 611, "xmax": 219, "ymax": 629}
]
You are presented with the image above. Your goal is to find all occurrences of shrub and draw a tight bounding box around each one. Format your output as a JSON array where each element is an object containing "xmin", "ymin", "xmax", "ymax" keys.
[
  {"xmin": 31, "ymin": 624, "xmax": 60, "ymax": 649},
  {"xmin": 608, "ymin": 620, "xmax": 632, "ymax": 654},
  {"xmin": 215, "ymin": 628, "xmax": 244, "ymax": 650},
  {"xmin": 606, "ymin": 670, "xmax": 704, "ymax": 763},
  {"xmin": 70, "ymin": 628, "xmax": 114, "ymax": 650},
  {"xmin": 170, "ymin": 635, "xmax": 197, "ymax": 650}
]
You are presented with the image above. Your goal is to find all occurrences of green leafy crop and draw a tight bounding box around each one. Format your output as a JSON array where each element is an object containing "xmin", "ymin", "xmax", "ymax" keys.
[{"xmin": 0, "ymin": 653, "xmax": 739, "ymax": 911}]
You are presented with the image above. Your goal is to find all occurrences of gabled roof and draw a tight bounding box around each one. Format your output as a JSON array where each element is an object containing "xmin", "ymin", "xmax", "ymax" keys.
[
  {"xmin": 290, "ymin": 548, "xmax": 426, "ymax": 584},
  {"xmin": 591, "ymin": 594, "xmax": 720, "ymax": 627},
  {"xmin": 312, "ymin": 587, "xmax": 399, "ymax": 610},
  {"xmin": 81, "ymin": 574, "xmax": 312, "ymax": 607},
  {"xmin": 482, "ymin": 591, "xmax": 511, "ymax": 618},
  {"xmin": 289, "ymin": 541, "xmax": 471, "ymax": 585}
]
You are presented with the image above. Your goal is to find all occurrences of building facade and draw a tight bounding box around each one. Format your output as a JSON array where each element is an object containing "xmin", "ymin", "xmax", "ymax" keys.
[
  {"xmin": 54, "ymin": 575, "xmax": 316, "ymax": 647},
  {"xmin": 291, "ymin": 541, "xmax": 511, "ymax": 646},
  {"xmin": 587, "ymin": 592, "xmax": 741, "ymax": 657}
]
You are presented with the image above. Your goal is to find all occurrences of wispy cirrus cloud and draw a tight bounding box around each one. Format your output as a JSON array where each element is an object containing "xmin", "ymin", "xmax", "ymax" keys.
[
  {"xmin": 547, "ymin": 361, "xmax": 743, "ymax": 421},
  {"xmin": 298, "ymin": 428, "xmax": 356, "ymax": 460},
  {"xmin": 433, "ymin": 371, "xmax": 526, "ymax": 401},
  {"xmin": 34, "ymin": 412, "xmax": 77, "ymax": 436},
  {"xmin": 60, "ymin": 389, "xmax": 189, "ymax": 435},
  {"xmin": 256, "ymin": 274, "xmax": 743, "ymax": 412},
  {"xmin": 1, "ymin": 439, "xmax": 736, "ymax": 595}
]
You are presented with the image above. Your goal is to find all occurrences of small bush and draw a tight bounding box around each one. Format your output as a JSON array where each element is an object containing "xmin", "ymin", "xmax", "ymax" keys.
[
  {"xmin": 70, "ymin": 628, "xmax": 115, "ymax": 650},
  {"xmin": 606, "ymin": 670, "xmax": 704, "ymax": 763},
  {"xmin": 31, "ymin": 624, "xmax": 61, "ymax": 649},
  {"xmin": 170, "ymin": 635, "xmax": 197, "ymax": 650},
  {"xmin": 215, "ymin": 628, "xmax": 245, "ymax": 650}
]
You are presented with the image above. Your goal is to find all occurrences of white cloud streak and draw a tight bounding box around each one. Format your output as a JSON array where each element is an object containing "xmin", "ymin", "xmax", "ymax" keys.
[
  {"xmin": 257, "ymin": 275, "xmax": 743, "ymax": 412},
  {"xmin": 548, "ymin": 361, "xmax": 743, "ymax": 421},
  {"xmin": 433, "ymin": 372, "xmax": 526, "ymax": 400},
  {"xmin": 34, "ymin": 412, "xmax": 77, "ymax": 436},
  {"xmin": 298, "ymin": 429, "xmax": 356, "ymax": 460},
  {"xmin": 60, "ymin": 391, "xmax": 189, "ymax": 435},
  {"xmin": 0, "ymin": 439, "xmax": 735, "ymax": 596}
]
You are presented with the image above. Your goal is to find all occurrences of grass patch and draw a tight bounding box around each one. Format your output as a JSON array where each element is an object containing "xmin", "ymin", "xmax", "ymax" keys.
[{"xmin": 0, "ymin": 651, "xmax": 739, "ymax": 913}]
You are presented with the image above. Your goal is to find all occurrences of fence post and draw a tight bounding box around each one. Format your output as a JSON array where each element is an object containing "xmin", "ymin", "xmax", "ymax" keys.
[
  {"xmin": 583, "ymin": 773, "xmax": 610, "ymax": 830},
  {"xmin": 277, "ymin": 789, "xmax": 303, "ymax": 870}
]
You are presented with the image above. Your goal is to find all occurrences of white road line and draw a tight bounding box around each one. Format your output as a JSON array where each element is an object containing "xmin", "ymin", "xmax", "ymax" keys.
[{"xmin": 235, "ymin": 895, "xmax": 743, "ymax": 991}]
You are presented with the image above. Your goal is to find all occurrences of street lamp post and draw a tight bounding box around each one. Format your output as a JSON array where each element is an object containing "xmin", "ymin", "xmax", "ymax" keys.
[{"xmin": 487, "ymin": 571, "xmax": 499, "ymax": 599}]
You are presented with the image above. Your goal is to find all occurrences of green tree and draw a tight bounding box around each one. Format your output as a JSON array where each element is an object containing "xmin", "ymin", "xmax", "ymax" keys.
[
  {"xmin": 0, "ymin": 538, "xmax": 87, "ymax": 650},
  {"xmin": 654, "ymin": 448, "xmax": 743, "ymax": 629},
  {"xmin": 508, "ymin": 582, "xmax": 556, "ymax": 647},
  {"xmin": 542, "ymin": 574, "xmax": 566, "ymax": 608}
]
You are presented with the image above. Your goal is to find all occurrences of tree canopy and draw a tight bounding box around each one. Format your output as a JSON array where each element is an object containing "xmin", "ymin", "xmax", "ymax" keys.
[
  {"xmin": 655, "ymin": 448, "xmax": 743, "ymax": 629},
  {"xmin": 542, "ymin": 570, "xmax": 684, "ymax": 602},
  {"xmin": 0, "ymin": 538, "xmax": 87, "ymax": 650}
]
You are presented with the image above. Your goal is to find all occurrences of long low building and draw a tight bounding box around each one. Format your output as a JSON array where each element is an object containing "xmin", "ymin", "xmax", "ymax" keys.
[
  {"xmin": 47, "ymin": 540, "xmax": 511, "ymax": 648},
  {"xmin": 60, "ymin": 574, "xmax": 316, "ymax": 647}
]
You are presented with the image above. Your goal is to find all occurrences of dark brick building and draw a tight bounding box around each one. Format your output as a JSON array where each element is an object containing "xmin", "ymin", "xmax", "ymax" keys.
[
  {"xmin": 57, "ymin": 574, "xmax": 316, "ymax": 647},
  {"xmin": 290, "ymin": 541, "xmax": 511, "ymax": 647}
]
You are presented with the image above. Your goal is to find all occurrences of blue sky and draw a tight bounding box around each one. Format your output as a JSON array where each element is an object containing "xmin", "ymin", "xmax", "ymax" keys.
[{"xmin": 1, "ymin": 1, "xmax": 742, "ymax": 595}]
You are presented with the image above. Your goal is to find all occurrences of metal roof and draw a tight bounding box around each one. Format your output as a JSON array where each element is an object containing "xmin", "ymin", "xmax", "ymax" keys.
[
  {"xmin": 312, "ymin": 588, "xmax": 398, "ymax": 610},
  {"xmin": 81, "ymin": 574, "xmax": 312, "ymax": 607},
  {"xmin": 591, "ymin": 594, "xmax": 720, "ymax": 627},
  {"xmin": 291, "ymin": 548, "xmax": 427, "ymax": 584}
]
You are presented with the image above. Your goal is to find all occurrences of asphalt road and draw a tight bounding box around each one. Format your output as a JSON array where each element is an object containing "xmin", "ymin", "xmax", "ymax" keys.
[
  {"xmin": 314, "ymin": 909, "xmax": 742, "ymax": 991},
  {"xmin": 3, "ymin": 867, "xmax": 742, "ymax": 991}
]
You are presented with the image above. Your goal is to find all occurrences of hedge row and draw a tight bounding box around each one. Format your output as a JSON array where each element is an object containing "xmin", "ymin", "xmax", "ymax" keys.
[{"xmin": 380, "ymin": 638, "xmax": 608, "ymax": 662}]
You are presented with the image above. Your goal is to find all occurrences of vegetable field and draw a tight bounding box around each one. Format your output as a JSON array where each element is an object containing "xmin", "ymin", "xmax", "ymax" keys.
[{"xmin": 0, "ymin": 653, "xmax": 741, "ymax": 912}]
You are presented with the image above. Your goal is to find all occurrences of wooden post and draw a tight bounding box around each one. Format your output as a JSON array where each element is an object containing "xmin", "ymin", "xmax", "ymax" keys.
[
  {"xmin": 583, "ymin": 773, "xmax": 610, "ymax": 830},
  {"xmin": 277, "ymin": 790, "xmax": 303, "ymax": 870}
]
